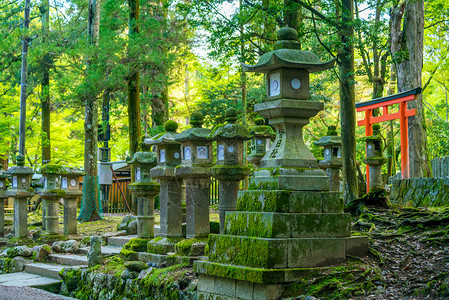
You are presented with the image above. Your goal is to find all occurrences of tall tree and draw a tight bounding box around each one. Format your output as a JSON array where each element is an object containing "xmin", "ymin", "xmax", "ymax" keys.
[
  {"xmin": 390, "ymin": 0, "xmax": 430, "ymax": 178},
  {"xmin": 40, "ymin": 0, "xmax": 51, "ymax": 165},
  {"xmin": 339, "ymin": 0, "xmax": 357, "ymax": 201},
  {"xmin": 80, "ymin": 0, "xmax": 102, "ymax": 222}
]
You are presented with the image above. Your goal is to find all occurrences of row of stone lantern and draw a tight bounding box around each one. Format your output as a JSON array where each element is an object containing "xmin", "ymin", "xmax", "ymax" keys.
[{"xmin": 0, "ymin": 155, "xmax": 83, "ymax": 239}]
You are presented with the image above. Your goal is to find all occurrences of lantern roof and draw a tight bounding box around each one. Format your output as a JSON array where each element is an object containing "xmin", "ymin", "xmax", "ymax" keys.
[
  {"xmin": 242, "ymin": 27, "xmax": 335, "ymax": 73},
  {"xmin": 5, "ymin": 155, "xmax": 34, "ymax": 175},
  {"xmin": 126, "ymin": 151, "xmax": 157, "ymax": 166}
]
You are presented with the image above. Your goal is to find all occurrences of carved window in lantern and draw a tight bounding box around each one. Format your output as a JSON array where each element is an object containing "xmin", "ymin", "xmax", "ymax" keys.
[{"xmin": 197, "ymin": 146, "xmax": 208, "ymax": 159}]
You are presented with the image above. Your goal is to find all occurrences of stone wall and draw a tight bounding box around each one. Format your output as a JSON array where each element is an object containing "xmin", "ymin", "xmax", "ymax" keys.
[
  {"xmin": 431, "ymin": 156, "xmax": 449, "ymax": 177},
  {"xmin": 390, "ymin": 178, "xmax": 449, "ymax": 207}
]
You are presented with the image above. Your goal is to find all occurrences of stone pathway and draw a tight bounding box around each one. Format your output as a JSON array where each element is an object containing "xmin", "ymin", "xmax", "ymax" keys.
[{"xmin": 0, "ymin": 237, "xmax": 134, "ymax": 295}]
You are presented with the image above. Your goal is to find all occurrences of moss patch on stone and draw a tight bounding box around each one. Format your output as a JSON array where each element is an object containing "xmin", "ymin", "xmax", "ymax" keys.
[
  {"xmin": 123, "ymin": 238, "xmax": 151, "ymax": 252},
  {"xmin": 174, "ymin": 238, "xmax": 207, "ymax": 256},
  {"xmin": 38, "ymin": 234, "xmax": 68, "ymax": 243}
]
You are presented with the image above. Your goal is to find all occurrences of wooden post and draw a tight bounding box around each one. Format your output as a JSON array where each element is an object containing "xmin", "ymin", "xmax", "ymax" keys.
[
  {"xmin": 400, "ymin": 101, "xmax": 409, "ymax": 178},
  {"xmin": 364, "ymin": 109, "xmax": 372, "ymax": 189}
]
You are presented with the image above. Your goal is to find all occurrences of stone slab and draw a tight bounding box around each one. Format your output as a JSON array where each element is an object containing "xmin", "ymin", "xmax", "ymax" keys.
[
  {"xmin": 237, "ymin": 190, "xmax": 342, "ymax": 213},
  {"xmin": 345, "ymin": 236, "xmax": 369, "ymax": 257},
  {"xmin": 48, "ymin": 254, "xmax": 88, "ymax": 266},
  {"xmin": 107, "ymin": 235, "xmax": 138, "ymax": 246},
  {"xmin": 24, "ymin": 263, "xmax": 65, "ymax": 280},
  {"xmin": 78, "ymin": 245, "xmax": 122, "ymax": 256},
  {"xmin": 288, "ymin": 238, "xmax": 346, "ymax": 268},
  {"xmin": 0, "ymin": 272, "xmax": 61, "ymax": 289}
]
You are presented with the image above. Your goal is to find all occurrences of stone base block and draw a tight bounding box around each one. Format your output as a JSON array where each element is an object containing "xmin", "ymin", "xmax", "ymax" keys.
[
  {"xmin": 225, "ymin": 212, "xmax": 351, "ymax": 238},
  {"xmin": 208, "ymin": 235, "xmax": 347, "ymax": 268},
  {"xmin": 345, "ymin": 235, "xmax": 369, "ymax": 257},
  {"xmin": 197, "ymin": 275, "xmax": 284, "ymax": 300},
  {"xmin": 137, "ymin": 251, "xmax": 205, "ymax": 267},
  {"xmin": 237, "ymin": 190, "xmax": 342, "ymax": 213},
  {"xmin": 147, "ymin": 237, "xmax": 183, "ymax": 255},
  {"xmin": 249, "ymin": 168, "xmax": 329, "ymax": 191}
]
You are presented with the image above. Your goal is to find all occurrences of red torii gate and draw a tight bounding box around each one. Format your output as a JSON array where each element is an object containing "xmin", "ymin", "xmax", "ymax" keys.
[{"xmin": 355, "ymin": 87, "xmax": 422, "ymax": 188}]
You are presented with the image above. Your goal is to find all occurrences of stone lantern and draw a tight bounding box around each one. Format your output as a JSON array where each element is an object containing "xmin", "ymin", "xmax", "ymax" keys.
[
  {"xmin": 127, "ymin": 143, "xmax": 159, "ymax": 238},
  {"xmin": 62, "ymin": 168, "xmax": 85, "ymax": 236},
  {"xmin": 5, "ymin": 155, "xmax": 34, "ymax": 238},
  {"xmin": 146, "ymin": 120, "xmax": 183, "ymax": 239},
  {"xmin": 315, "ymin": 125, "xmax": 342, "ymax": 192},
  {"xmin": 195, "ymin": 27, "xmax": 368, "ymax": 299},
  {"xmin": 0, "ymin": 172, "xmax": 9, "ymax": 237},
  {"xmin": 364, "ymin": 124, "xmax": 387, "ymax": 190},
  {"xmin": 209, "ymin": 108, "xmax": 252, "ymax": 233},
  {"xmin": 175, "ymin": 112, "xmax": 213, "ymax": 239},
  {"xmin": 38, "ymin": 164, "xmax": 67, "ymax": 235},
  {"xmin": 247, "ymin": 118, "xmax": 276, "ymax": 168}
]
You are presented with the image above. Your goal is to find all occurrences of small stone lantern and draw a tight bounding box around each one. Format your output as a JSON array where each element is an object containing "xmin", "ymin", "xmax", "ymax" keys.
[
  {"xmin": 62, "ymin": 167, "xmax": 85, "ymax": 236},
  {"xmin": 38, "ymin": 164, "xmax": 67, "ymax": 235},
  {"xmin": 315, "ymin": 125, "xmax": 342, "ymax": 192},
  {"xmin": 175, "ymin": 112, "xmax": 213, "ymax": 238},
  {"xmin": 247, "ymin": 118, "xmax": 276, "ymax": 168},
  {"xmin": 5, "ymin": 155, "xmax": 34, "ymax": 238},
  {"xmin": 0, "ymin": 172, "xmax": 9, "ymax": 237},
  {"xmin": 364, "ymin": 124, "xmax": 387, "ymax": 190},
  {"xmin": 127, "ymin": 143, "xmax": 159, "ymax": 238},
  {"xmin": 209, "ymin": 108, "xmax": 252, "ymax": 233},
  {"xmin": 146, "ymin": 120, "xmax": 183, "ymax": 239}
]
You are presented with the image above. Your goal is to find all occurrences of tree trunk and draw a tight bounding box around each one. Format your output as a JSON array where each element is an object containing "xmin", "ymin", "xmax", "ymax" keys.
[
  {"xmin": 81, "ymin": 0, "xmax": 101, "ymax": 222},
  {"xmin": 339, "ymin": 0, "xmax": 358, "ymax": 202},
  {"xmin": 284, "ymin": 0, "xmax": 302, "ymax": 49},
  {"xmin": 390, "ymin": 0, "xmax": 430, "ymax": 178},
  {"xmin": 41, "ymin": 0, "xmax": 51, "ymax": 165},
  {"xmin": 18, "ymin": 0, "xmax": 31, "ymax": 157}
]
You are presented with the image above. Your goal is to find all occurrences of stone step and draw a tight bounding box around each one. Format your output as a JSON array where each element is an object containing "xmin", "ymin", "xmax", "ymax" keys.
[
  {"xmin": 48, "ymin": 254, "xmax": 88, "ymax": 266},
  {"xmin": 107, "ymin": 235, "xmax": 138, "ymax": 246},
  {"xmin": 0, "ymin": 272, "xmax": 61, "ymax": 290},
  {"xmin": 24, "ymin": 263, "xmax": 66, "ymax": 280},
  {"xmin": 78, "ymin": 245, "xmax": 122, "ymax": 256}
]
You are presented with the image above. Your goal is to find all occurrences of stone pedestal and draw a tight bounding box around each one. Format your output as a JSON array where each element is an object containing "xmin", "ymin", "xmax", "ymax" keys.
[
  {"xmin": 247, "ymin": 118, "xmax": 276, "ymax": 169},
  {"xmin": 146, "ymin": 122, "xmax": 184, "ymax": 238},
  {"xmin": 45, "ymin": 199, "xmax": 60, "ymax": 234},
  {"xmin": 217, "ymin": 180, "xmax": 239, "ymax": 233},
  {"xmin": 62, "ymin": 168, "xmax": 84, "ymax": 236},
  {"xmin": 315, "ymin": 127, "xmax": 342, "ymax": 192},
  {"xmin": 129, "ymin": 184, "xmax": 160, "ymax": 238},
  {"xmin": 41, "ymin": 200, "xmax": 47, "ymax": 230},
  {"xmin": 175, "ymin": 112, "xmax": 213, "ymax": 239},
  {"xmin": 364, "ymin": 124, "xmax": 387, "ymax": 189},
  {"xmin": 0, "ymin": 173, "xmax": 8, "ymax": 237},
  {"xmin": 5, "ymin": 155, "xmax": 34, "ymax": 239}
]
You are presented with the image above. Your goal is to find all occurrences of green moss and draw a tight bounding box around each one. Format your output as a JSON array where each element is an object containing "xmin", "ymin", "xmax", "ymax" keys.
[
  {"xmin": 47, "ymin": 189, "xmax": 66, "ymax": 197},
  {"xmin": 8, "ymin": 237, "xmax": 36, "ymax": 247},
  {"xmin": 120, "ymin": 248, "xmax": 137, "ymax": 260},
  {"xmin": 174, "ymin": 238, "xmax": 207, "ymax": 256},
  {"xmin": 164, "ymin": 120, "xmax": 178, "ymax": 132},
  {"xmin": 210, "ymin": 221, "xmax": 220, "ymax": 234},
  {"xmin": 38, "ymin": 234, "xmax": 68, "ymax": 243},
  {"xmin": 41, "ymin": 164, "xmax": 67, "ymax": 174},
  {"xmin": 123, "ymin": 238, "xmax": 151, "ymax": 252}
]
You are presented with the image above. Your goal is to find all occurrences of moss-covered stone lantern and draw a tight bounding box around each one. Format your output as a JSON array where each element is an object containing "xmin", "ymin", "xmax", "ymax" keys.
[
  {"xmin": 5, "ymin": 155, "xmax": 34, "ymax": 238},
  {"xmin": 146, "ymin": 120, "xmax": 183, "ymax": 239},
  {"xmin": 0, "ymin": 172, "xmax": 9, "ymax": 237},
  {"xmin": 364, "ymin": 124, "xmax": 387, "ymax": 189},
  {"xmin": 38, "ymin": 164, "xmax": 67, "ymax": 235},
  {"xmin": 127, "ymin": 143, "xmax": 159, "ymax": 238},
  {"xmin": 209, "ymin": 108, "xmax": 252, "ymax": 233},
  {"xmin": 62, "ymin": 167, "xmax": 85, "ymax": 236},
  {"xmin": 194, "ymin": 27, "xmax": 369, "ymax": 299},
  {"xmin": 314, "ymin": 125, "xmax": 342, "ymax": 192},
  {"xmin": 175, "ymin": 112, "xmax": 213, "ymax": 238},
  {"xmin": 247, "ymin": 118, "xmax": 276, "ymax": 168}
]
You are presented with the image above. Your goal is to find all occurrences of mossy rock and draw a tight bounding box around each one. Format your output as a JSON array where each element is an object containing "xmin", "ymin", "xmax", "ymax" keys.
[
  {"xmin": 174, "ymin": 238, "xmax": 207, "ymax": 256},
  {"xmin": 123, "ymin": 238, "xmax": 150, "ymax": 252},
  {"xmin": 37, "ymin": 234, "xmax": 68, "ymax": 244}
]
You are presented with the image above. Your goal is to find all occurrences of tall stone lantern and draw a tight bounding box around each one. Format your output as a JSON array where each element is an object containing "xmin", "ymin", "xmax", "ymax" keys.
[
  {"xmin": 175, "ymin": 112, "xmax": 213, "ymax": 239},
  {"xmin": 195, "ymin": 27, "xmax": 368, "ymax": 299},
  {"xmin": 247, "ymin": 118, "xmax": 276, "ymax": 168},
  {"xmin": 0, "ymin": 172, "xmax": 9, "ymax": 237},
  {"xmin": 38, "ymin": 164, "xmax": 67, "ymax": 235},
  {"xmin": 315, "ymin": 125, "xmax": 342, "ymax": 192},
  {"xmin": 209, "ymin": 108, "xmax": 252, "ymax": 233},
  {"xmin": 62, "ymin": 168, "xmax": 85, "ymax": 235},
  {"xmin": 127, "ymin": 143, "xmax": 159, "ymax": 238},
  {"xmin": 364, "ymin": 124, "xmax": 387, "ymax": 190},
  {"xmin": 146, "ymin": 120, "xmax": 183, "ymax": 238},
  {"xmin": 5, "ymin": 155, "xmax": 34, "ymax": 238}
]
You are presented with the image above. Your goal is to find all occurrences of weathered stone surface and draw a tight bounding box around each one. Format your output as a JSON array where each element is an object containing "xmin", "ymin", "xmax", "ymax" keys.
[
  {"xmin": 32, "ymin": 244, "xmax": 52, "ymax": 261},
  {"xmin": 121, "ymin": 269, "xmax": 138, "ymax": 280},
  {"xmin": 124, "ymin": 261, "xmax": 148, "ymax": 272},
  {"xmin": 117, "ymin": 216, "xmax": 137, "ymax": 232},
  {"xmin": 390, "ymin": 178, "xmax": 449, "ymax": 207},
  {"xmin": 127, "ymin": 220, "xmax": 138, "ymax": 235},
  {"xmin": 10, "ymin": 257, "xmax": 29, "ymax": 272},
  {"xmin": 87, "ymin": 236, "xmax": 103, "ymax": 267},
  {"xmin": 6, "ymin": 246, "xmax": 32, "ymax": 258},
  {"xmin": 138, "ymin": 267, "xmax": 153, "ymax": 280},
  {"xmin": 53, "ymin": 240, "xmax": 79, "ymax": 253}
]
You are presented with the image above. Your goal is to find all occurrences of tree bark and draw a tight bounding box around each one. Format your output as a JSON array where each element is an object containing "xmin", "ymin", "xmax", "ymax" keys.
[
  {"xmin": 390, "ymin": 0, "xmax": 430, "ymax": 178},
  {"xmin": 83, "ymin": 0, "xmax": 101, "ymax": 222},
  {"xmin": 339, "ymin": 0, "xmax": 358, "ymax": 202},
  {"xmin": 41, "ymin": 0, "xmax": 51, "ymax": 165}
]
